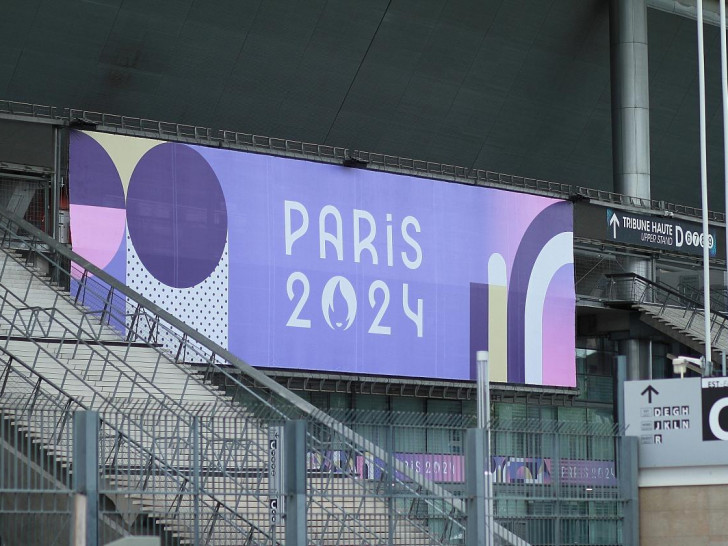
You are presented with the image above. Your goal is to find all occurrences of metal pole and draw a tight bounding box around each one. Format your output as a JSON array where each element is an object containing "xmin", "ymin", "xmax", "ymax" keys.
[
  {"xmin": 697, "ymin": 0, "xmax": 713, "ymax": 367},
  {"xmin": 721, "ymin": 0, "xmax": 728, "ymax": 332},
  {"xmin": 614, "ymin": 356, "xmax": 627, "ymax": 426},
  {"xmin": 192, "ymin": 416, "xmax": 200, "ymax": 546},
  {"xmin": 387, "ymin": 423, "xmax": 395, "ymax": 546},
  {"xmin": 284, "ymin": 420, "xmax": 307, "ymax": 546},
  {"xmin": 52, "ymin": 125, "xmax": 62, "ymax": 239},
  {"xmin": 476, "ymin": 350, "xmax": 494, "ymax": 546},
  {"xmin": 73, "ymin": 411, "xmax": 98, "ymax": 546},
  {"xmin": 476, "ymin": 350, "xmax": 488, "ymax": 429},
  {"xmin": 553, "ymin": 427, "xmax": 562, "ymax": 546},
  {"xmin": 465, "ymin": 428, "xmax": 486, "ymax": 546},
  {"xmin": 609, "ymin": 0, "xmax": 653, "ymax": 381}
]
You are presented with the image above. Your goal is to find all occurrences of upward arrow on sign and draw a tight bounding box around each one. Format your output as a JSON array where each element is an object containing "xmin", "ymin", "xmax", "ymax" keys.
[
  {"xmin": 609, "ymin": 213, "xmax": 620, "ymax": 238},
  {"xmin": 641, "ymin": 385, "xmax": 659, "ymax": 404}
]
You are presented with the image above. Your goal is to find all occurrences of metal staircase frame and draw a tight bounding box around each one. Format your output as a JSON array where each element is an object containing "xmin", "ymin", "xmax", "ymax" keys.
[
  {"xmin": 0, "ymin": 344, "xmax": 267, "ymax": 543},
  {"xmin": 603, "ymin": 272, "xmax": 728, "ymax": 363}
]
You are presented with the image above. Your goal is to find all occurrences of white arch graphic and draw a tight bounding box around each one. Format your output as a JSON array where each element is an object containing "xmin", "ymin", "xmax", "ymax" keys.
[{"xmin": 523, "ymin": 231, "xmax": 573, "ymax": 384}]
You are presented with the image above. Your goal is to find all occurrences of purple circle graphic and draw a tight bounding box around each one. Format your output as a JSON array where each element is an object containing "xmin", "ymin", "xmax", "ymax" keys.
[
  {"xmin": 126, "ymin": 143, "xmax": 227, "ymax": 288},
  {"xmin": 69, "ymin": 131, "xmax": 126, "ymax": 209}
]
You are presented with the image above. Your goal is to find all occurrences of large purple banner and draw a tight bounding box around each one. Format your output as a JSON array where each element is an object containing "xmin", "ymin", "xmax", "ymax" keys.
[{"xmin": 68, "ymin": 130, "xmax": 575, "ymax": 386}]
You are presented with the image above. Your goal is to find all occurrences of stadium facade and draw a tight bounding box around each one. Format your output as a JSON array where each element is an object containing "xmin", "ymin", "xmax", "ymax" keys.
[{"xmin": 1, "ymin": 0, "xmax": 728, "ymax": 544}]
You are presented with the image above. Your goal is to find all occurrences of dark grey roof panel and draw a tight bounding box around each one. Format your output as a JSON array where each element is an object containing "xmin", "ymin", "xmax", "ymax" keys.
[{"xmin": 1, "ymin": 0, "xmax": 728, "ymax": 211}]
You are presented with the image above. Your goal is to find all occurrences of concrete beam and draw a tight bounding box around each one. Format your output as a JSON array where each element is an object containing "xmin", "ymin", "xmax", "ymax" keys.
[{"xmin": 648, "ymin": 0, "xmax": 723, "ymax": 26}]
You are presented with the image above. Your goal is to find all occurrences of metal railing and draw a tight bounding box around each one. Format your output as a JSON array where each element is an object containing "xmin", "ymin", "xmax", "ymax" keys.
[
  {"xmin": 312, "ymin": 411, "xmax": 627, "ymax": 546},
  {"xmin": 0, "ymin": 98, "xmax": 724, "ymax": 223},
  {"xmin": 0, "ymin": 383, "xmax": 630, "ymax": 546},
  {"xmin": 0, "ymin": 350, "xmax": 274, "ymax": 545},
  {"xmin": 0, "ymin": 206, "xmax": 490, "ymax": 544},
  {"xmin": 602, "ymin": 273, "xmax": 728, "ymax": 361},
  {"xmin": 676, "ymin": 282, "xmax": 728, "ymax": 315}
]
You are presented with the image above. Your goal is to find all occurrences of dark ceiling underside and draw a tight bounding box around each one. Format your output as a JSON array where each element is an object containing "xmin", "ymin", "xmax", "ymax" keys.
[{"xmin": 0, "ymin": 0, "xmax": 726, "ymax": 209}]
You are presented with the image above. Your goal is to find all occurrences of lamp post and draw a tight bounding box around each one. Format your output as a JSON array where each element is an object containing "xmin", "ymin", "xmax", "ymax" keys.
[
  {"xmin": 697, "ymin": 0, "xmax": 714, "ymax": 368},
  {"xmin": 721, "ymin": 0, "xmax": 728, "ymax": 378},
  {"xmin": 476, "ymin": 350, "xmax": 494, "ymax": 545},
  {"xmin": 476, "ymin": 350, "xmax": 489, "ymax": 429}
]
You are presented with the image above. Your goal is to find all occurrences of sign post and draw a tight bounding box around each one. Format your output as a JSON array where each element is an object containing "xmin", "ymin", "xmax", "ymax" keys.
[
  {"xmin": 268, "ymin": 426, "xmax": 285, "ymax": 527},
  {"xmin": 476, "ymin": 351, "xmax": 494, "ymax": 545}
]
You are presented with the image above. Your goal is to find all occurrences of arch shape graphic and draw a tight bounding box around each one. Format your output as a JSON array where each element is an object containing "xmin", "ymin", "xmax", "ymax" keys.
[{"xmin": 523, "ymin": 231, "xmax": 573, "ymax": 385}]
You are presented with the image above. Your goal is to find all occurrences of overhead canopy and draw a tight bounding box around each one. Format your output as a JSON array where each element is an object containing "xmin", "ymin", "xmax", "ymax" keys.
[{"xmin": 0, "ymin": 0, "xmax": 725, "ymax": 208}]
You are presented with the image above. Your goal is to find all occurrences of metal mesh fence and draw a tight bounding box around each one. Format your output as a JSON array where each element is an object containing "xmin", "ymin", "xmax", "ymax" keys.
[
  {"xmin": 489, "ymin": 419, "xmax": 622, "ymax": 546},
  {"xmin": 0, "ymin": 399, "xmax": 629, "ymax": 546},
  {"xmin": 318, "ymin": 411, "xmax": 626, "ymax": 546},
  {"xmin": 0, "ymin": 402, "xmax": 74, "ymax": 546},
  {"xmin": 97, "ymin": 409, "xmax": 276, "ymax": 545},
  {"xmin": 306, "ymin": 412, "xmax": 470, "ymax": 545}
]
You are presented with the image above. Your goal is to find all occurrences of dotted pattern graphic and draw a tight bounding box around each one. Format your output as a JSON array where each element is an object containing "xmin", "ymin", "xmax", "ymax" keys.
[{"xmin": 125, "ymin": 230, "xmax": 229, "ymax": 362}]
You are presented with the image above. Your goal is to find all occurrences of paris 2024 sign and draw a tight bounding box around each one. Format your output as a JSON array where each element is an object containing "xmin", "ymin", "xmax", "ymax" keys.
[{"xmin": 69, "ymin": 130, "xmax": 575, "ymax": 387}]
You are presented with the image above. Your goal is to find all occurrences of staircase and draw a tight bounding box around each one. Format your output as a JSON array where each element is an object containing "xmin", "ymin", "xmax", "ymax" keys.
[
  {"xmin": 602, "ymin": 273, "xmax": 728, "ymax": 366},
  {"xmin": 0, "ymin": 207, "xmax": 531, "ymax": 545}
]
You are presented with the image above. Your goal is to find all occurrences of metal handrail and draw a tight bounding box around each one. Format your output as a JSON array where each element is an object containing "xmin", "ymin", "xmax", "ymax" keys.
[
  {"xmin": 0, "ymin": 207, "xmax": 524, "ymax": 544},
  {"xmin": 0, "ymin": 345, "xmax": 271, "ymax": 544},
  {"xmin": 677, "ymin": 282, "xmax": 728, "ymax": 315},
  {"xmin": 604, "ymin": 272, "xmax": 728, "ymax": 317},
  {"xmin": 0, "ymin": 98, "xmax": 724, "ymax": 223},
  {"xmin": 604, "ymin": 273, "xmax": 728, "ymax": 356}
]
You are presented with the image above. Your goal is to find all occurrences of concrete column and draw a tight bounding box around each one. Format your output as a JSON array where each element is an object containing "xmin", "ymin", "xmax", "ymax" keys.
[
  {"xmin": 618, "ymin": 338, "xmax": 651, "ymax": 380},
  {"xmin": 611, "ymin": 0, "xmax": 652, "ymax": 379},
  {"xmin": 610, "ymin": 0, "xmax": 651, "ymax": 200}
]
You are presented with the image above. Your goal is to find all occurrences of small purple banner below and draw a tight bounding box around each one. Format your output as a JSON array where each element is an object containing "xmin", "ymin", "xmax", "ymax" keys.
[
  {"xmin": 348, "ymin": 452, "xmax": 616, "ymax": 486},
  {"xmin": 355, "ymin": 453, "xmax": 464, "ymax": 483},
  {"xmin": 558, "ymin": 459, "xmax": 617, "ymax": 486}
]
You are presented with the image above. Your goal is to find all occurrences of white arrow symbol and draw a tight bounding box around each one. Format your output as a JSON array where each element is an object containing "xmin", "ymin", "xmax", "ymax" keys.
[{"xmin": 609, "ymin": 213, "xmax": 620, "ymax": 238}]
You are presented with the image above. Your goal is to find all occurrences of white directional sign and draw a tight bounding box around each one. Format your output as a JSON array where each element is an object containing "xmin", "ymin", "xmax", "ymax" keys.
[{"xmin": 624, "ymin": 377, "xmax": 728, "ymax": 468}]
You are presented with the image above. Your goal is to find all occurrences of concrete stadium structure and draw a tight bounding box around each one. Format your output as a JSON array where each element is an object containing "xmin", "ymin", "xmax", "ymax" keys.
[{"xmin": 2, "ymin": 0, "xmax": 728, "ymax": 544}]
